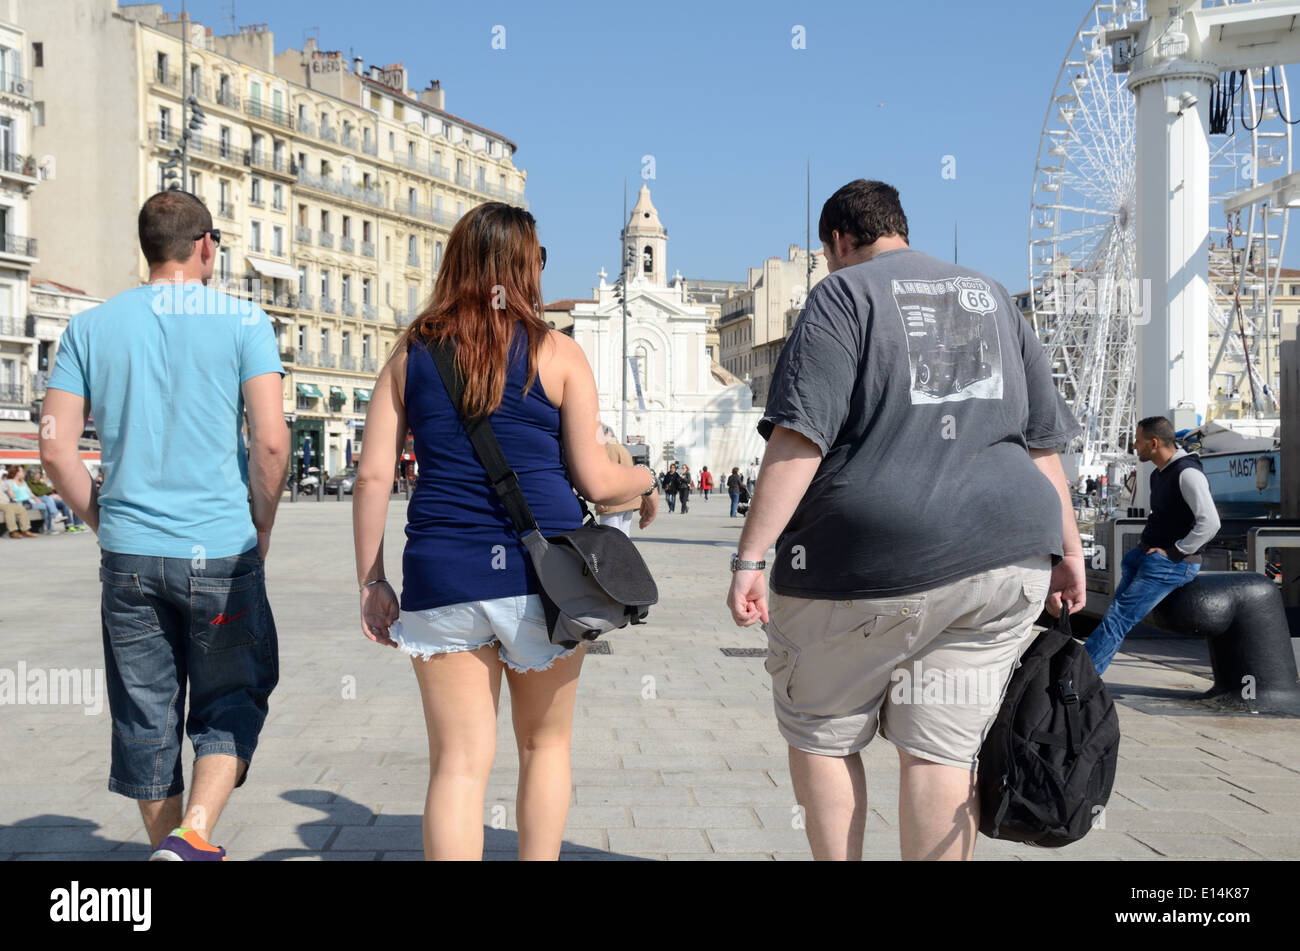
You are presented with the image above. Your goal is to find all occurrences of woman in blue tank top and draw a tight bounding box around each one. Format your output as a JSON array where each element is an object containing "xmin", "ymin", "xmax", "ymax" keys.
[{"xmin": 352, "ymin": 202, "xmax": 660, "ymax": 860}]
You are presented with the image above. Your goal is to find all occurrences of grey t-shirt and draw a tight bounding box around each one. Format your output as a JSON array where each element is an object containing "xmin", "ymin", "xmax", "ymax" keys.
[{"xmin": 758, "ymin": 247, "xmax": 1081, "ymax": 599}]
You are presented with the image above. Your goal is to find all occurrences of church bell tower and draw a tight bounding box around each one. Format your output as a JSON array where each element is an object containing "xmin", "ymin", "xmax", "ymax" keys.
[{"xmin": 624, "ymin": 184, "xmax": 667, "ymax": 286}]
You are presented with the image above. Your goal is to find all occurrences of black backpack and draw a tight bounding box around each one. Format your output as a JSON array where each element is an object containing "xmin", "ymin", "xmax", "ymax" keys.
[{"xmin": 977, "ymin": 608, "xmax": 1120, "ymax": 847}]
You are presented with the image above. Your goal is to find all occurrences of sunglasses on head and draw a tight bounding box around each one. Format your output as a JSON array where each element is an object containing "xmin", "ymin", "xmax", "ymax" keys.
[
  {"xmin": 540, "ymin": 246, "xmax": 547, "ymax": 270},
  {"xmin": 194, "ymin": 229, "xmax": 222, "ymax": 246}
]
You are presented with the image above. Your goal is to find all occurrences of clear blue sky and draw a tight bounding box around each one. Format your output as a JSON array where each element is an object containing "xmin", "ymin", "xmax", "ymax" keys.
[{"xmin": 181, "ymin": 0, "xmax": 1102, "ymax": 299}]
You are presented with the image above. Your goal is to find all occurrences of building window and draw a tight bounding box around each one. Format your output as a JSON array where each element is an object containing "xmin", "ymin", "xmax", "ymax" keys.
[
  {"xmin": 362, "ymin": 220, "xmax": 372, "ymax": 242},
  {"xmin": 1274, "ymin": 309, "xmax": 1282, "ymax": 331},
  {"xmin": 272, "ymin": 225, "xmax": 284, "ymax": 256},
  {"xmin": 643, "ymin": 245, "xmax": 654, "ymax": 275},
  {"xmin": 156, "ymin": 51, "xmax": 169, "ymax": 84},
  {"xmin": 363, "ymin": 334, "xmax": 372, "ymax": 359},
  {"xmin": 219, "ymin": 125, "xmax": 231, "ymax": 158},
  {"xmin": 320, "ymin": 269, "xmax": 330, "ymax": 299},
  {"xmin": 342, "ymin": 215, "xmax": 352, "ymax": 238},
  {"xmin": 388, "ymin": 131, "xmax": 395, "ymax": 150},
  {"xmin": 407, "ymin": 234, "xmax": 417, "ymax": 264},
  {"xmin": 190, "ymin": 63, "xmax": 201, "ymax": 95},
  {"xmin": 320, "ymin": 210, "xmax": 330, "ymax": 232},
  {"xmin": 250, "ymin": 220, "xmax": 262, "ymax": 253},
  {"xmin": 407, "ymin": 285, "xmax": 418, "ymax": 313},
  {"xmin": 434, "ymin": 241, "xmax": 443, "ymax": 268},
  {"xmin": 272, "ymin": 183, "xmax": 284, "ymax": 210},
  {"xmin": 320, "ymin": 328, "xmax": 330, "ymax": 354},
  {"xmin": 342, "ymin": 330, "xmax": 351, "ymax": 358},
  {"xmin": 298, "ymin": 266, "xmax": 308, "ymax": 296},
  {"xmin": 32, "ymin": 42, "xmax": 42, "ymax": 68},
  {"xmin": 250, "ymin": 177, "xmax": 262, "ymax": 204},
  {"xmin": 159, "ymin": 106, "xmax": 171, "ymax": 140},
  {"xmin": 218, "ymin": 247, "xmax": 231, "ymax": 281},
  {"xmin": 362, "ymin": 278, "xmax": 372, "ymax": 305},
  {"xmin": 341, "ymin": 274, "xmax": 352, "ymax": 304}
]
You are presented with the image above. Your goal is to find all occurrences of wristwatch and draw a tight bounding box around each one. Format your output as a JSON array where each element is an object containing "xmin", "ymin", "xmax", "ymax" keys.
[
  {"xmin": 731, "ymin": 554, "xmax": 766, "ymax": 572},
  {"xmin": 636, "ymin": 465, "xmax": 659, "ymax": 497}
]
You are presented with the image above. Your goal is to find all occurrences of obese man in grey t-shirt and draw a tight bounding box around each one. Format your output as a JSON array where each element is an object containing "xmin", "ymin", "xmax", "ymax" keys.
[{"xmin": 724, "ymin": 179, "xmax": 1085, "ymax": 861}]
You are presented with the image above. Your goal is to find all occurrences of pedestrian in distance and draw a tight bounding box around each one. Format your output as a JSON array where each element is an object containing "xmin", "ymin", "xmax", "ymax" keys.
[
  {"xmin": 700, "ymin": 466, "xmax": 713, "ymax": 500},
  {"xmin": 352, "ymin": 202, "xmax": 659, "ymax": 861},
  {"xmin": 661, "ymin": 463, "xmax": 680, "ymax": 513},
  {"xmin": 726, "ymin": 466, "xmax": 744, "ymax": 518},
  {"xmin": 40, "ymin": 190, "xmax": 289, "ymax": 861},
  {"xmin": 679, "ymin": 466, "xmax": 692, "ymax": 514},
  {"xmin": 1084, "ymin": 416, "xmax": 1220, "ymax": 674},
  {"xmin": 725, "ymin": 179, "xmax": 1084, "ymax": 861},
  {"xmin": 746, "ymin": 458, "xmax": 759, "ymax": 496}
]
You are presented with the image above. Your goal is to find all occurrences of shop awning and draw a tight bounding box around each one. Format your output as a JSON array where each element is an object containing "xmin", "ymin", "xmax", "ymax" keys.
[
  {"xmin": 354, "ymin": 388, "xmax": 372, "ymax": 402},
  {"xmin": 246, "ymin": 255, "xmax": 300, "ymax": 282},
  {"xmin": 330, "ymin": 386, "xmax": 347, "ymax": 399},
  {"xmin": 296, "ymin": 383, "xmax": 324, "ymax": 399}
]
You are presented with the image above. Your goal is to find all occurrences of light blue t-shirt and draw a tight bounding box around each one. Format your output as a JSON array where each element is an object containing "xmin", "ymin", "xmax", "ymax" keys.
[{"xmin": 46, "ymin": 283, "xmax": 284, "ymax": 558}]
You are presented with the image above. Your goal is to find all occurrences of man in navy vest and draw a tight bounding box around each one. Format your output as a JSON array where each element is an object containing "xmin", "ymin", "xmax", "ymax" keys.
[{"xmin": 1085, "ymin": 415, "xmax": 1221, "ymax": 674}]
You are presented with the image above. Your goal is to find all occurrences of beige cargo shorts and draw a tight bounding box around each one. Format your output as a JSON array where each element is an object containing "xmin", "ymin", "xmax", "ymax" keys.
[{"xmin": 763, "ymin": 556, "xmax": 1052, "ymax": 769}]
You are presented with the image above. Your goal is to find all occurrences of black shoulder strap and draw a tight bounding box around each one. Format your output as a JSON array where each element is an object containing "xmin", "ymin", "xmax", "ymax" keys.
[{"xmin": 428, "ymin": 338, "xmax": 540, "ymax": 536}]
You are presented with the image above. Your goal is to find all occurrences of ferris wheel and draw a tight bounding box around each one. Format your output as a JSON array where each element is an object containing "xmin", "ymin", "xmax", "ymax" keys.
[{"xmin": 1028, "ymin": 0, "xmax": 1292, "ymax": 468}]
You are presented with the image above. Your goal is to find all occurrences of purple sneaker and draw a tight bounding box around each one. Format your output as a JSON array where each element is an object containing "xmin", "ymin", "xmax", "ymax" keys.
[{"xmin": 149, "ymin": 827, "xmax": 227, "ymax": 861}]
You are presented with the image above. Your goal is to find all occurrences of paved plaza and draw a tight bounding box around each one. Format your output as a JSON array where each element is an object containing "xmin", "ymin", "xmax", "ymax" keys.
[{"xmin": 2, "ymin": 494, "xmax": 1298, "ymax": 861}]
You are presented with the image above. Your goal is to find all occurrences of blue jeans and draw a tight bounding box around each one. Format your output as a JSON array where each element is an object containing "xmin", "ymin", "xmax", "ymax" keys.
[
  {"xmin": 729, "ymin": 491, "xmax": 740, "ymax": 516},
  {"xmin": 666, "ymin": 490, "xmax": 676, "ymax": 512},
  {"xmin": 100, "ymin": 547, "xmax": 278, "ymax": 800},
  {"xmin": 1085, "ymin": 546, "xmax": 1200, "ymax": 675},
  {"xmin": 50, "ymin": 496, "xmax": 83, "ymax": 526},
  {"xmin": 23, "ymin": 496, "xmax": 58, "ymax": 532}
]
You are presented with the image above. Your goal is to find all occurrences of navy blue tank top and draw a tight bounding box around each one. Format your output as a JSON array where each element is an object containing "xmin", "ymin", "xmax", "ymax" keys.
[{"xmin": 401, "ymin": 323, "xmax": 583, "ymax": 611}]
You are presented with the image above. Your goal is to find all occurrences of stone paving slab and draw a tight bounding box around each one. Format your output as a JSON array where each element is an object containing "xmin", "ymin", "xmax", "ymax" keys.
[{"xmin": 2, "ymin": 499, "xmax": 1297, "ymax": 861}]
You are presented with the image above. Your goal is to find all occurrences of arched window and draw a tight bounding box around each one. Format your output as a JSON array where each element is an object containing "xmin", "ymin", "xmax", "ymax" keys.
[
  {"xmin": 635, "ymin": 343, "xmax": 650, "ymax": 391},
  {"xmin": 642, "ymin": 245, "xmax": 653, "ymax": 275}
]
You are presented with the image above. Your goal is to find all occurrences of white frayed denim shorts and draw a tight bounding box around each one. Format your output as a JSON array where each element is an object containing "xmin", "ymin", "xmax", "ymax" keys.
[{"xmin": 393, "ymin": 593, "xmax": 578, "ymax": 673}]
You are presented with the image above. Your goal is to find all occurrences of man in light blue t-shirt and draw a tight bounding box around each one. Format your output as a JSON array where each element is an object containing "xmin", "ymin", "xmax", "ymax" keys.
[{"xmin": 40, "ymin": 190, "xmax": 290, "ymax": 861}]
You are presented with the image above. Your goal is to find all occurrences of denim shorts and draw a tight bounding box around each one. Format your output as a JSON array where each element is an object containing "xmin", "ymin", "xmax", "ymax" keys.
[
  {"xmin": 393, "ymin": 593, "xmax": 577, "ymax": 673},
  {"xmin": 99, "ymin": 547, "xmax": 279, "ymax": 800}
]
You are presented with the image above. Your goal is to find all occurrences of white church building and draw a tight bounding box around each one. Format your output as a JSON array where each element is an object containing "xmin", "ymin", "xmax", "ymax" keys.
[{"xmin": 560, "ymin": 185, "xmax": 768, "ymax": 473}]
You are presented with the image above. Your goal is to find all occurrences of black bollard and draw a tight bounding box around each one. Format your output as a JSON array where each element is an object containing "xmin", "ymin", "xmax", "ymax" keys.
[
  {"xmin": 316, "ymin": 478, "xmax": 323, "ymax": 502},
  {"xmin": 1148, "ymin": 572, "xmax": 1300, "ymax": 716}
]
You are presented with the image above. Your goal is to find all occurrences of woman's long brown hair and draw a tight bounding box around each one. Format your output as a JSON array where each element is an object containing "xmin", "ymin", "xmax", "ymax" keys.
[{"xmin": 401, "ymin": 202, "xmax": 548, "ymax": 418}]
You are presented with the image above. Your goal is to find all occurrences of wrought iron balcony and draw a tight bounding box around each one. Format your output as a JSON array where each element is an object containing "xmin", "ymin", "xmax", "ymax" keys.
[
  {"xmin": 151, "ymin": 66, "xmax": 178, "ymax": 91},
  {"xmin": 0, "ymin": 152, "xmax": 36, "ymax": 178},
  {"xmin": 318, "ymin": 231, "xmax": 334, "ymax": 249},
  {"xmin": 298, "ymin": 293, "xmax": 315, "ymax": 311},
  {"xmin": 0, "ymin": 233, "xmax": 37, "ymax": 258},
  {"xmin": 215, "ymin": 86, "xmax": 240, "ymax": 108},
  {"xmin": 362, "ymin": 304, "xmax": 376, "ymax": 320},
  {"xmin": 362, "ymin": 138, "xmax": 378, "ymax": 156},
  {"xmin": 321, "ymin": 297, "xmax": 337, "ymax": 314},
  {"xmin": 0, "ymin": 314, "xmax": 29, "ymax": 336},
  {"xmin": 248, "ymin": 195, "xmax": 264, "ymax": 208},
  {"xmin": 392, "ymin": 309, "xmax": 412, "ymax": 327},
  {"xmin": 295, "ymin": 169, "xmax": 385, "ymax": 208},
  {"xmin": 244, "ymin": 99, "xmax": 294, "ymax": 130},
  {"xmin": 0, "ymin": 384, "xmax": 25, "ymax": 404},
  {"xmin": 455, "ymin": 171, "xmax": 472, "ymax": 188},
  {"xmin": 407, "ymin": 252, "xmax": 420, "ymax": 267},
  {"xmin": 340, "ymin": 354, "xmax": 356, "ymax": 370},
  {"xmin": 340, "ymin": 236, "xmax": 355, "ymax": 253},
  {"xmin": 321, "ymin": 125, "xmax": 338, "ymax": 144},
  {"xmin": 361, "ymin": 241, "xmax": 375, "ymax": 257},
  {"xmin": 342, "ymin": 133, "xmax": 358, "ymax": 150},
  {"xmin": 362, "ymin": 357, "xmax": 379, "ymax": 373},
  {"xmin": 296, "ymin": 350, "xmax": 316, "ymax": 366},
  {"xmin": 342, "ymin": 301, "xmax": 356, "ymax": 317},
  {"xmin": 295, "ymin": 225, "xmax": 312, "ymax": 244},
  {"xmin": 217, "ymin": 202, "xmax": 234, "ymax": 220},
  {"xmin": 319, "ymin": 352, "xmax": 337, "ymax": 368},
  {"xmin": 298, "ymin": 118, "xmax": 316, "ymax": 137}
]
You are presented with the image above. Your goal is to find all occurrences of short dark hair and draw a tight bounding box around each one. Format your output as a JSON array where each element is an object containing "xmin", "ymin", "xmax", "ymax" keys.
[
  {"xmin": 1136, "ymin": 415, "xmax": 1176, "ymax": 446},
  {"xmin": 818, "ymin": 179, "xmax": 909, "ymax": 250},
  {"xmin": 138, "ymin": 191, "xmax": 212, "ymax": 266}
]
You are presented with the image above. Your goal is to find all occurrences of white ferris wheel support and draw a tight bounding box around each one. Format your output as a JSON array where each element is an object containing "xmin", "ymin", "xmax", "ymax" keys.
[{"xmin": 1107, "ymin": 0, "xmax": 1300, "ymax": 504}]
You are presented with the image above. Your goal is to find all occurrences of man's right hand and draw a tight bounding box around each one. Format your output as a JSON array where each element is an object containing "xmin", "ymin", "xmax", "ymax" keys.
[{"xmin": 1046, "ymin": 553, "xmax": 1086, "ymax": 617}]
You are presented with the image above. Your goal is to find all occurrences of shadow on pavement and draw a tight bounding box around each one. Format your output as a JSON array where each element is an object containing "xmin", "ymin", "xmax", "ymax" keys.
[
  {"xmin": 250, "ymin": 790, "xmax": 652, "ymax": 861},
  {"xmin": 1, "ymin": 815, "xmax": 149, "ymax": 860}
]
